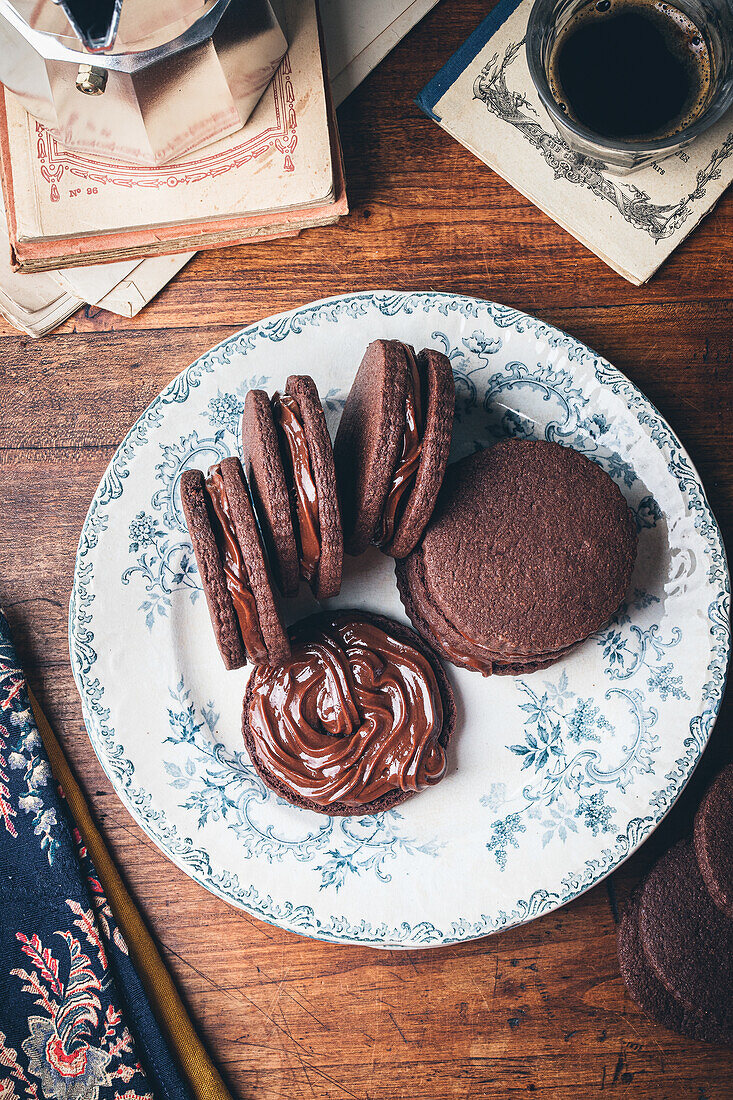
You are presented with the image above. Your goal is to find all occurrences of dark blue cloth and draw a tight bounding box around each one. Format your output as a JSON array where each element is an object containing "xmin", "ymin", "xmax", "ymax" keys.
[{"xmin": 0, "ymin": 609, "xmax": 193, "ymax": 1100}]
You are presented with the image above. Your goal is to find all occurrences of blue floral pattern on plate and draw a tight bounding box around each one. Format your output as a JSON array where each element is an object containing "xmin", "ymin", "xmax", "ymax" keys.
[{"xmin": 69, "ymin": 292, "xmax": 730, "ymax": 948}]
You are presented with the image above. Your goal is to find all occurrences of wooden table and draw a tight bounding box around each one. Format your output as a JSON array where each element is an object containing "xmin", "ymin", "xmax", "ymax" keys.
[{"xmin": 1, "ymin": 2, "xmax": 732, "ymax": 1096}]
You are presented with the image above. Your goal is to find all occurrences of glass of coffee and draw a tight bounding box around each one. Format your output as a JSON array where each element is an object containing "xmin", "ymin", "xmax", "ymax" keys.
[{"xmin": 526, "ymin": 0, "xmax": 733, "ymax": 172}]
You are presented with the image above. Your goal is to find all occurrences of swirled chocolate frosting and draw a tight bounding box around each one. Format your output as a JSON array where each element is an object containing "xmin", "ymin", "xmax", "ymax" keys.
[{"xmin": 246, "ymin": 615, "xmax": 447, "ymax": 807}]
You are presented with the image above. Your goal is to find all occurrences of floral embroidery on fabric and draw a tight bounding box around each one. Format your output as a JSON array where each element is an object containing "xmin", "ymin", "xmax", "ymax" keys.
[
  {"xmin": 0, "ymin": 609, "xmax": 186, "ymax": 1100},
  {"xmin": 71, "ymin": 828, "xmax": 129, "ymax": 959},
  {"xmin": 0, "ymin": 632, "xmax": 27, "ymax": 840},
  {"xmin": 0, "ymin": 630, "xmax": 58, "ymax": 860},
  {"xmin": 2, "ymin": 915, "xmax": 151, "ymax": 1100}
]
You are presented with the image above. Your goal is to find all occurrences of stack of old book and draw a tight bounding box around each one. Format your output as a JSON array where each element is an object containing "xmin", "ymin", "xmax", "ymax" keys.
[
  {"xmin": 0, "ymin": 0, "xmax": 345, "ymax": 329},
  {"xmin": 0, "ymin": 0, "xmax": 446, "ymax": 335}
]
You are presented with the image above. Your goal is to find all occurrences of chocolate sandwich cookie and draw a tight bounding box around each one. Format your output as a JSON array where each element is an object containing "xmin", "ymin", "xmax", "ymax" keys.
[
  {"xmin": 334, "ymin": 340, "xmax": 454, "ymax": 559},
  {"xmin": 180, "ymin": 457, "xmax": 290, "ymax": 670},
  {"xmin": 396, "ymin": 438, "xmax": 637, "ymax": 675},
  {"xmin": 618, "ymin": 888, "xmax": 731, "ymax": 1045},
  {"xmin": 638, "ymin": 840, "xmax": 733, "ymax": 1040},
  {"xmin": 241, "ymin": 389, "xmax": 300, "ymax": 597},
  {"xmin": 694, "ymin": 764, "xmax": 733, "ymax": 919},
  {"xmin": 242, "ymin": 611, "xmax": 455, "ymax": 816},
  {"xmin": 242, "ymin": 376, "xmax": 342, "ymax": 600}
]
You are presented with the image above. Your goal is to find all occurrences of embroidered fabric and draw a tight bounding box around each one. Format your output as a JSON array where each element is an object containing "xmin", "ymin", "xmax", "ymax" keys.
[{"xmin": 0, "ymin": 608, "xmax": 193, "ymax": 1100}]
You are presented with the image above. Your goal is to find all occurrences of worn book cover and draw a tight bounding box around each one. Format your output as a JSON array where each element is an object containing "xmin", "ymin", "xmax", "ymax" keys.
[
  {"xmin": 323, "ymin": 0, "xmax": 441, "ymax": 105},
  {"xmin": 1, "ymin": 0, "xmax": 346, "ymax": 271},
  {"xmin": 0, "ymin": 227, "xmax": 81, "ymax": 335},
  {"xmin": 417, "ymin": 0, "xmax": 733, "ymax": 284},
  {"xmin": 0, "ymin": 186, "xmax": 194, "ymax": 333}
]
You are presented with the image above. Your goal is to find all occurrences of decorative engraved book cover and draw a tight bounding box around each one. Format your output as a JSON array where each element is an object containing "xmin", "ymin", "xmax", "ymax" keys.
[{"xmin": 417, "ymin": 0, "xmax": 733, "ymax": 284}]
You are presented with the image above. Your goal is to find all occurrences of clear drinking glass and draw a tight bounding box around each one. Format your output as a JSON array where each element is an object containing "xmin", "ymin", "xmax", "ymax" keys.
[{"xmin": 526, "ymin": 0, "xmax": 733, "ymax": 172}]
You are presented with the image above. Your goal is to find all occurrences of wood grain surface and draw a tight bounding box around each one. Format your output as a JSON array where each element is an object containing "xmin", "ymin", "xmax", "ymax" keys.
[{"xmin": 1, "ymin": 2, "xmax": 732, "ymax": 1096}]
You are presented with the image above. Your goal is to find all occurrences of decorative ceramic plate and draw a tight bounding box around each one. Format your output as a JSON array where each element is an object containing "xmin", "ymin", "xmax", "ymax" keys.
[{"xmin": 69, "ymin": 291, "xmax": 730, "ymax": 948}]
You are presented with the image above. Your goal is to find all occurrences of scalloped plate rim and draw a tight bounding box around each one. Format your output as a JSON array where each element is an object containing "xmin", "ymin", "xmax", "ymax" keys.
[{"xmin": 67, "ymin": 289, "xmax": 731, "ymax": 948}]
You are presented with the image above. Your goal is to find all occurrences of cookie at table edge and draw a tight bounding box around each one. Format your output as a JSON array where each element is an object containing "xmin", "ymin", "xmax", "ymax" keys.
[
  {"xmin": 179, "ymin": 467, "xmax": 246, "ymax": 670},
  {"xmin": 694, "ymin": 763, "xmax": 733, "ymax": 920},
  {"xmin": 218, "ymin": 456, "xmax": 290, "ymax": 666},
  {"xmin": 333, "ymin": 339, "xmax": 408, "ymax": 556},
  {"xmin": 241, "ymin": 388, "xmax": 300, "ymax": 598},
  {"xmin": 638, "ymin": 839, "xmax": 733, "ymax": 1032},
  {"xmin": 285, "ymin": 374, "xmax": 343, "ymax": 599},
  {"xmin": 242, "ymin": 609, "xmax": 455, "ymax": 817},
  {"xmin": 384, "ymin": 347, "xmax": 456, "ymax": 561},
  {"xmin": 618, "ymin": 887, "xmax": 732, "ymax": 1045}
]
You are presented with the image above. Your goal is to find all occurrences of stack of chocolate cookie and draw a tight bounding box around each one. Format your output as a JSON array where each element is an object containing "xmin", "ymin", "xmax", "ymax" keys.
[
  {"xmin": 618, "ymin": 764, "xmax": 733, "ymax": 1045},
  {"xmin": 396, "ymin": 438, "xmax": 638, "ymax": 675}
]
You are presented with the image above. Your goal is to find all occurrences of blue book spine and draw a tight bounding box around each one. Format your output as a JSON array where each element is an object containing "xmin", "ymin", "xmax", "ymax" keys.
[{"xmin": 416, "ymin": 0, "xmax": 525, "ymax": 121}]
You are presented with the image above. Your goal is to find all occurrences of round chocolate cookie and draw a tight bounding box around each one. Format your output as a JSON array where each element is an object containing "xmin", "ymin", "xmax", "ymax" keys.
[
  {"xmin": 694, "ymin": 763, "xmax": 733, "ymax": 919},
  {"xmin": 334, "ymin": 340, "xmax": 408, "ymax": 556},
  {"xmin": 618, "ymin": 887, "xmax": 731, "ymax": 1045},
  {"xmin": 180, "ymin": 467, "xmax": 246, "ymax": 670},
  {"xmin": 284, "ymin": 375, "xmax": 343, "ymax": 600},
  {"xmin": 638, "ymin": 840, "xmax": 733, "ymax": 1037},
  {"xmin": 242, "ymin": 610, "xmax": 455, "ymax": 817},
  {"xmin": 242, "ymin": 388, "xmax": 300, "ymax": 597},
  {"xmin": 396, "ymin": 439, "xmax": 637, "ymax": 675},
  {"xmin": 181, "ymin": 458, "xmax": 290, "ymax": 669},
  {"xmin": 384, "ymin": 348, "xmax": 455, "ymax": 560}
]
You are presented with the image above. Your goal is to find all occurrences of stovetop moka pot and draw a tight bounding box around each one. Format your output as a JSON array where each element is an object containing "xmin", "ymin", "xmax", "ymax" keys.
[{"xmin": 0, "ymin": 0, "xmax": 288, "ymax": 164}]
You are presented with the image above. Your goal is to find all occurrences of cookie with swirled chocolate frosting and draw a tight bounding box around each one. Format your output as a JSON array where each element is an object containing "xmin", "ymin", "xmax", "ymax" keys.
[
  {"xmin": 181, "ymin": 458, "xmax": 290, "ymax": 670},
  {"xmin": 396, "ymin": 439, "xmax": 637, "ymax": 675},
  {"xmin": 333, "ymin": 340, "xmax": 455, "ymax": 559},
  {"xmin": 242, "ymin": 611, "xmax": 455, "ymax": 816},
  {"xmin": 242, "ymin": 376, "xmax": 343, "ymax": 600}
]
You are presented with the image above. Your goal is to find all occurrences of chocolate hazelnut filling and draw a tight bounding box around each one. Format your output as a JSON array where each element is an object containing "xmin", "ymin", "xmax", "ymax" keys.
[
  {"xmin": 377, "ymin": 345, "xmax": 425, "ymax": 547},
  {"xmin": 205, "ymin": 465, "xmax": 267, "ymax": 662},
  {"xmin": 272, "ymin": 392, "xmax": 321, "ymax": 583}
]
